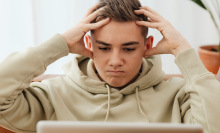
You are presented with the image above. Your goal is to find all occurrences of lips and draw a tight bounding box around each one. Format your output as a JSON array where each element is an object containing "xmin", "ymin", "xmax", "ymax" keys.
[{"xmin": 107, "ymin": 70, "xmax": 125, "ymax": 76}]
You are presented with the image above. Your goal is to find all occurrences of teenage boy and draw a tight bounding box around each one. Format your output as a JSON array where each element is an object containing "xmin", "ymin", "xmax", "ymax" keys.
[{"xmin": 0, "ymin": 0, "xmax": 219, "ymax": 133}]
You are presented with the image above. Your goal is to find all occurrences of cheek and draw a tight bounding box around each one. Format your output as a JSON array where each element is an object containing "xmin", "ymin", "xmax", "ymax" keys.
[
  {"xmin": 125, "ymin": 52, "xmax": 144, "ymax": 71},
  {"xmin": 93, "ymin": 51, "xmax": 107, "ymax": 68},
  {"xmin": 127, "ymin": 56, "xmax": 142, "ymax": 72}
]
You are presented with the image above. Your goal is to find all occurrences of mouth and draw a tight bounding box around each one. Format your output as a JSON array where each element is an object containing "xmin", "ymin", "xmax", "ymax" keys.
[{"xmin": 107, "ymin": 71, "xmax": 125, "ymax": 76}]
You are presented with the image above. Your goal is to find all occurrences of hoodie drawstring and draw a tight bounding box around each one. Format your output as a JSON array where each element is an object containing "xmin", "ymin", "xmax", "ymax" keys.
[
  {"xmin": 105, "ymin": 84, "xmax": 111, "ymax": 122},
  {"xmin": 104, "ymin": 85, "xmax": 149, "ymax": 122},
  {"xmin": 135, "ymin": 86, "xmax": 149, "ymax": 122}
]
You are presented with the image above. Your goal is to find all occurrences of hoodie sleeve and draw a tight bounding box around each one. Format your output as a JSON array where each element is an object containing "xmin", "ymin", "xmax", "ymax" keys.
[
  {"xmin": 0, "ymin": 34, "xmax": 69, "ymax": 132},
  {"xmin": 175, "ymin": 48, "xmax": 220, "ymax": 133}
]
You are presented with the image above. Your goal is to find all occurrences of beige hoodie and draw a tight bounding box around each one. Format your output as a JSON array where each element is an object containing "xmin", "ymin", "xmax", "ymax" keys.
[{"xmin": 0, "ymin": 34, "xmax": 219, "ymax": 133}]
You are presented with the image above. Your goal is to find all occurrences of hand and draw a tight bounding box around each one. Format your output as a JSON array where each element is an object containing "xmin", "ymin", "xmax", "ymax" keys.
[
  {"xmin": 135, "ymin": 6, "xmax": 191, "ymax": 56},
  {"xmin": 62, "ymin": 3, "xmax": 110, "ymax": 59}
]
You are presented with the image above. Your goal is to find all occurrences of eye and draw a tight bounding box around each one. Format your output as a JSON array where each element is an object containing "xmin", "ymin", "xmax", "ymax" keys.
[
  {"xmin": 98, "ymin": 47, "xmax": 110, "ymax": 51},
  {"xmin": 123, "ymin": 48, "xmax": 136, "ymax": 52}
]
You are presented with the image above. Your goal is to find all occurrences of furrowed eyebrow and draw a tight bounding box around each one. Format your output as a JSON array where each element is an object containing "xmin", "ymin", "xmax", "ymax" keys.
[
  {"xmin": 96, "ymin": 40, "xmax": 139, "ymax": 46},
  {"xmin": 96, "ymin": 40, "xmax": 111, "ymax": 46},
  {"xmin": 122, "ymin": 41, "xmax": 139, "ymax": 46}
]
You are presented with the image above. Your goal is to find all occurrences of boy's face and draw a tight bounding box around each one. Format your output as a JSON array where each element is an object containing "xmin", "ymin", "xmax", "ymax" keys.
[{"xmin": 86, "ymin": 21, "xmax": 153, "ymax": 88}]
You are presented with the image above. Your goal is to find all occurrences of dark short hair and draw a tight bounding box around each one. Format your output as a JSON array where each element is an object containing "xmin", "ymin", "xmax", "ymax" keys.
[{"xmin": 91, "ymin": 0, "xmax": 148, "ymax": 37}]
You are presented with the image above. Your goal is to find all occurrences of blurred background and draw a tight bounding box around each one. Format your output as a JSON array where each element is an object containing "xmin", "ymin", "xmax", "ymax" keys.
[{"xmin": 0, "ymin": 0, "xmax": 218, "ymax": 74}]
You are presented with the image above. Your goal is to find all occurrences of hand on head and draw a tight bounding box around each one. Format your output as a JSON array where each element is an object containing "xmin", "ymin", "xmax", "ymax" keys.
[
  {"xmin": 62, "ymin": 3, "xmax": 110, "ymax": 59},
  {"xmin": 135, "ymin": 6, "xmax": 191, "ymax": 56},
  {"xmin": 62, "ymin": 3, "xmax": 191, "ymax": 58}
]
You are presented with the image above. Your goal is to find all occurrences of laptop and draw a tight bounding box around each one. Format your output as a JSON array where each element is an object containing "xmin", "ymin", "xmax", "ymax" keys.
[{"xmin": 37, "ymin": 121, "xmax": 203, "ymax": 133}]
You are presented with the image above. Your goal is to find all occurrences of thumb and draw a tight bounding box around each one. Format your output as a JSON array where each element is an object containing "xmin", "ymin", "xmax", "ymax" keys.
[
  {"xmin": 144, "ymin": 47, "xmax": 161, "ymax": 57},
  {"xmin": 81, "ymin": 48, "xmax": 94, "ymax": 59}
]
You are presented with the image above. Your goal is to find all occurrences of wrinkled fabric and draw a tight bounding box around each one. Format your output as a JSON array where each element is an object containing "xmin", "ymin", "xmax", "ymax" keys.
[{"xmin": 0, "ymin": 34, "xmax": 219, "ymax": 133}]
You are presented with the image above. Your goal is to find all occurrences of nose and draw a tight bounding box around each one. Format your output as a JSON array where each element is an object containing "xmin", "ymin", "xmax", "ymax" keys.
[{"xmin": 108, "ymin": 50, "xmax": 124, "ymax": 68}]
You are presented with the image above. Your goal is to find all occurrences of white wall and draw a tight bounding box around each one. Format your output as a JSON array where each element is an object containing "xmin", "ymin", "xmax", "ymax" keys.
[
  {"xmin": 0, "ymin": 0, "xmax": 34, "ymax": 60},
  {"xmin": 0, "ymin": 0, "xmax": 218, "ymax": 74}
]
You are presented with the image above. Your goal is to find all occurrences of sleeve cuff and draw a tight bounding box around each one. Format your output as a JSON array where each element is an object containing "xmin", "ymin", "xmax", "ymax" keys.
[
  {"xmin": 175, "ymin": 48, "xmax": 211, "ymax": 82},
  {"xmin": 35, "ymin": 34, "xmax": 69, "ymax": 67}
]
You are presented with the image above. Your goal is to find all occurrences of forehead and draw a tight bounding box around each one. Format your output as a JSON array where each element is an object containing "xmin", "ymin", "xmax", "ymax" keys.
[{"xmin": 92, "ymin": 20, "xmax": 143, "ymax": 45}]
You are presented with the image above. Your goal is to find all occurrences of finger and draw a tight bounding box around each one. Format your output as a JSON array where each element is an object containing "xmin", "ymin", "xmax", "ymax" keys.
[
  {"xmin": 136, "ymin": 21, "xmax": 158, "ymax": 29},
  {"xmin": 85, "ymin": 7, "xmax": 105, "ymax": 23},
  {"xmin": 140, "ymin": 6, "xmax": 160, "ymax": 16},
  {"xmin": 144, "ymin": 47, "xmax": 162, "ymax": 56},
  {"xmin": 86, "ymin": 17, "xmax": 110, "ymax": 30},
  {"xmin": 140, "ymin": 6, "xmax": 165, "ymax": 21},
  {"xmin": 135, "ymin": 9, "xmax": 160, "ymax": 22},
  {"xmin": 148, "ymin": 19, "xmax": 153, "ymax": 22},
  {"xmin": 85, "ymin": 3, "xmax": 100, "ymax": 17}
]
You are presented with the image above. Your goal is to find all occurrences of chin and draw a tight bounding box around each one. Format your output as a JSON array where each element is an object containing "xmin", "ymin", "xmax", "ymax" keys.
[
  {"xmin": 109, "ymin": 83, "xmax": 125, "ymax": 88},
  {"xmin": 107, "ymin": 78, "xmax": 128, "ymax": 88}
]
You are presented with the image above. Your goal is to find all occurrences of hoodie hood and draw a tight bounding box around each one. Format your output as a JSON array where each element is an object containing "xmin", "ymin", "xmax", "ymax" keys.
[{"xmin": 63, "ymin": 55, "xmax": 165, "ymax": 95}]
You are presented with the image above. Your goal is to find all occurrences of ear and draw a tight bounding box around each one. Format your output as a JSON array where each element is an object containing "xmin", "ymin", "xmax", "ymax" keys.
[
  {"xmin": 85, "ymin": 34, "xmax": 92, "ymax": 51},
  {"xmin": 144, "ymin": 36, "xmax": 154, "ymax": 57}
]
